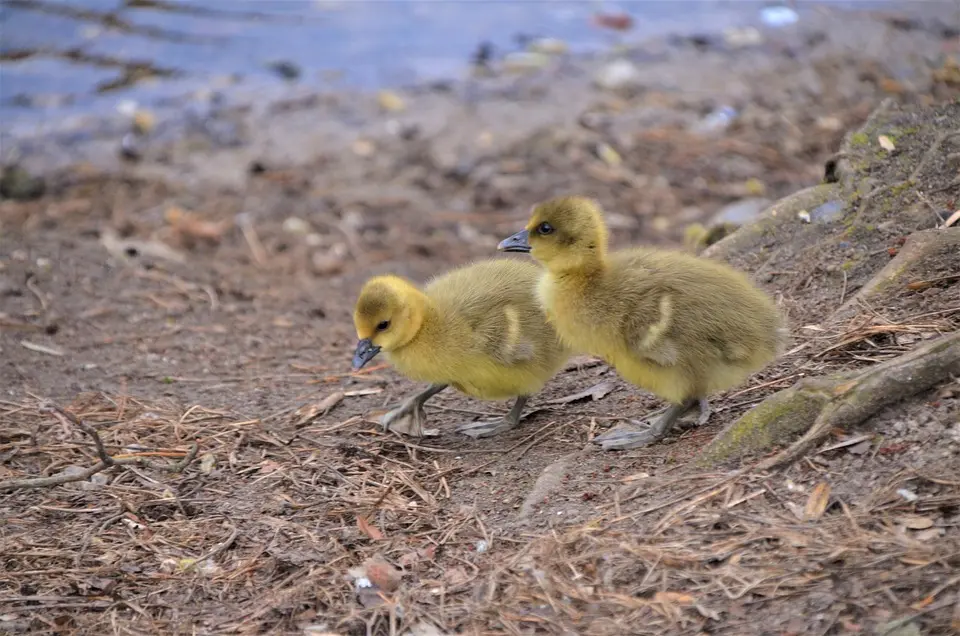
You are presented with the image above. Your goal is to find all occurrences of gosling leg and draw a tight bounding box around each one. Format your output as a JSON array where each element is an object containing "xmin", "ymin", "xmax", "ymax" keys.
[
  {"xmin": 695, "ymin": 398, "xmax": 712, "ymax": 427},
  {"xmin": 593, "ymin": 398, "xmax": 708, "ymax": 451},
  {"xmin": 381, "ymin": 384, "xmax": 448, "ymax": 437},
  {"xmin": 456, "ymin": 395, "xmax": 529, "ymax": 439}
]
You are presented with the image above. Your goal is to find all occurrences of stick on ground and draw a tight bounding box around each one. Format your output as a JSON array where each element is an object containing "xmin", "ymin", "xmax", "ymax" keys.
[{"xmin": 0, "ymin": 400, "xmax": 198, "ymax": 491}]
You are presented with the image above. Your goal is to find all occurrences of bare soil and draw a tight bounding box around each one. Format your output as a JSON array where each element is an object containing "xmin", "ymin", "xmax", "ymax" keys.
[{"xmin": 2, "ymin": 7, "xmax": 959, "ymax": 635}]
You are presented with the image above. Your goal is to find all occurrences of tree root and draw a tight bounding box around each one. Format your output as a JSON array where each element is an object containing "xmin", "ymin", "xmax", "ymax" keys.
[{"xmin": 701, "ymin": 330, "xmax": 960, "ymax": 470}]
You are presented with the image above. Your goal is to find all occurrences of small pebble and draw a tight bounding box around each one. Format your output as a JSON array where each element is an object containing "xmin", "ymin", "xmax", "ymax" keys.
[
  {"xmin": 761, "ymin": 6, "xmax": 800, "ymax": 27},
  {"xmin": 897, "ymin": 488, "xmax": 919, "ymax": 502},
  {"xmin": 594, "ymin": 59, "xmax": 642, "ymax": 91}
]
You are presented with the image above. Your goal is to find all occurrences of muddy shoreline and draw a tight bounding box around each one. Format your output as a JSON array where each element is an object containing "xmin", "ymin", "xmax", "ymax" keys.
[{"xmin": 4, "ymin": 2, "xmax": 959, "ymax": 191}]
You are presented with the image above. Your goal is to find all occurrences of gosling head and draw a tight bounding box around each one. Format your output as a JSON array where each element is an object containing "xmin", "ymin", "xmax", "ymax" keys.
[
  {"xmin": 352, "ymin": 276, "xmax": 426, "ymax": 369},
  {"xmin": 498, "ymin": 196, "xmax": 609, "ymax": 272}
]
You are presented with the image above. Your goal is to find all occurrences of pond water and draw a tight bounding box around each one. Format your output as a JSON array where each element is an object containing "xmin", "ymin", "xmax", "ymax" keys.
[{"xmin": 0, "ymin": 0, "xmax": 918, "ymax": 134}]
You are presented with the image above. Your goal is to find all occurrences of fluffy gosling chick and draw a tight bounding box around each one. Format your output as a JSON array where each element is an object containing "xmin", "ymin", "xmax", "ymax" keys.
[
  {"xmin": 352, "ymin": 260, "xmax": 570, "ymax": 438},
  {"xmin": 499, "ymin": 196, "xmax": 787, "ymax": 451}
]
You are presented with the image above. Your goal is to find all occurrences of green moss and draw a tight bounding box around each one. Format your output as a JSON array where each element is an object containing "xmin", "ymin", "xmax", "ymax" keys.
[
  {"xmin": 698, "ymin": 385, "xmax": 832, "ymax": 465},
  {"xmin": 895, "ymin": 126, "xmax": 920, "ymax": 137},
  {"xmin": 869, "ymin": 259, "xmax": 913, "ymax": 295},
  {"xmin": 841, "ymin": 260, "xmax": 857, "ymax": 271},
  {"xmin": 888, "ymin": 180, "xmax": 916, "ymax": 196},
  {"xmin": 849, "ymin": 132, "xmax": 870, "ymax": 147}
]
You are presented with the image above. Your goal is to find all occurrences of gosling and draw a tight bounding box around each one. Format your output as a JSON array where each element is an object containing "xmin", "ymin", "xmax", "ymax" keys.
[
  {"xmin": 498, "ymin": 195, "xmax": 787, "ymax": 451},
  {"xmin": 352, "ymin": 260, "xmax": 570, "ymax": 438}
]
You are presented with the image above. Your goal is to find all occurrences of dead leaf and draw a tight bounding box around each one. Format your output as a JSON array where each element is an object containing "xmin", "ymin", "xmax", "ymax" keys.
[
  {"xmin": 362, "ymin": 556, "xmax": 402, "ymax": 593},
  {"xmin": 294, "ymin": 392, "xmax": 345, "ymax": 426},
  {"xmin": 785, "ymin": 501, "xmax": 805, "ymax": 521},
  {"xmin": 356, "ymin": 515, "xmax": 384, "ymax": 541},
  {"xmin": 165, "ymin": 206, "xmax": 228, "ymax": 242},
  {"xmin": 911, "ymin": 595, "xmax": 936, "ymax": 610},
  {"xmin": 653, "ymin": 591, "xmax": 695, "ymax": 605},
  {"xmin": 901, "ymin": 515, "xmax": 934, "ymax": 530},
  {"xmin": 778, "ymin": 530, "xmax": 810, "ymax": 548},
  {"xmin": 913, "ymin": 528, "xmax": 942, "ymax": 542},
  {"xmin": 100, "ymin": 227, "xmax": 186, "ymax": 264},
  {"xmin": 545, "ymin": 381, "xmax": 616, "ymax": 405},
  {"xmin": 803, "ymin": 482, "xmax": 831, "ymax": 521},
  {"xmin": 398, "ymin": 545, "xmax": 436, "ymax": 567},
  {"xmin": 258, "ymin": 460, "xmax": 283, "ymax": 474},
  {"xmin": 878, "ymin": 135, "xmax": 896, "ymax": 151},
  {"xmin": 199, "ymin": 453, "xmax": 217, "ymax": 474},
  {"xmin": 441, "ymin": 566, "xmax": 471, "ymax": 588},
  {"xmin": 847, "ymin": 440, "xmax": 872, "ymax": 455}
]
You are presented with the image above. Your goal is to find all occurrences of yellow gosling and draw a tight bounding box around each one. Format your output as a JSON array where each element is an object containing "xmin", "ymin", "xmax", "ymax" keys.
[
  {"xmin": 499, "ymin": 195, "xmax": 787, "ymax": 450},
  {"xmin": 352, "ymin": 259, "xmax": 570, "ymax": 438}
]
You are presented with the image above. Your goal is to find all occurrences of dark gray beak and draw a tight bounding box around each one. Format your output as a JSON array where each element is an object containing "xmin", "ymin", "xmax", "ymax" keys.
[
  {"xmin": 352, "ymin": 338, "xmax": 381, "ymax": 370},
  {"xmin": 497, "ymin": 229, "xmax": 531, "ymax": 253}
]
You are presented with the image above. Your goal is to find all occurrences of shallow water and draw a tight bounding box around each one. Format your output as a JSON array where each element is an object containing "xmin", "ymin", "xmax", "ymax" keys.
[{"xmin": 0, "ymin": 0, "xmax": 911, "ymax": 136}]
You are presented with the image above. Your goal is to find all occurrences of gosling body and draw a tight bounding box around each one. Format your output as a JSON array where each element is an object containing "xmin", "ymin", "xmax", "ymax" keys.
[
  {"xmin": 500, "ymin": 196, "xmax": 786, "ymax": 450},
  {"xmin": 352, "ymin": 259, "xmax": 570, "ymax": 438}
]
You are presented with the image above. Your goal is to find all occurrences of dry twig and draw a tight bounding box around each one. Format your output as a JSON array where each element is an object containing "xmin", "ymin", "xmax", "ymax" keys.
[{"xmin": 0, "ymin": 400, "xmax": 198, "ymax": 491}]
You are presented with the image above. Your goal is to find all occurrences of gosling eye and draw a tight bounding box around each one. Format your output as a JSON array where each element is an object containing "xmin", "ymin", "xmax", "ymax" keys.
[
  {"xmin": 376, "ymin": 320, "xmax": 390, "ymax": 331},
  {"xmin": 536, "ymin": 221, "xmax": 555, "ymax": 235}
]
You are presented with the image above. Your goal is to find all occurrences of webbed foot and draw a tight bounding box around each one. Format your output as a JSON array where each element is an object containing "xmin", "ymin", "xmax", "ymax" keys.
[
  {"xmin": 592, "ymin": 425, "xmax": 665, "ymax": 451},
  {"xmin": 381, "ymin": 400, "xmax": 438, "ymax": 437},
  {"xmin": 592, "ymin": 398, "xmax": 708, "ymax": 451},
  {"xmin": 456, "ymin": 418, "xmax": 516, "ymax": 439},
  {"xmin": 380, "ymin": 384, "xmax": 447, "ymax": 437},
  {"xmin": 456, "ymin": 395, "xmax": 529, "ymax": 440}
]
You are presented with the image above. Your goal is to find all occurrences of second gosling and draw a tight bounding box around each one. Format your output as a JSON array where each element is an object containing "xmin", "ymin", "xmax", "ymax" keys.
[
  {"xmin": 499, "ymin": 195, "xmax": 787, "ymax": 451},
  {"xmin": 352, "ymin": 259, "xmax": 570, "ymax": 438}
]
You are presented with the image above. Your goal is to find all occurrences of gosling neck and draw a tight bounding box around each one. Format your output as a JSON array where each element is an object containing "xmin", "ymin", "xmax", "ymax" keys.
[
  {"xmin": 545, "ymin": 244, "xmax": 607, "ymax": 280},
  {"xmin": 392, "ymin": 287, "xmax": 434, "ymax": 351}
]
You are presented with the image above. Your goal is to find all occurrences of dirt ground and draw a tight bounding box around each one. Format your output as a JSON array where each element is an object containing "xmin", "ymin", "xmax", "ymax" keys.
[{"xmin": 2, "ymin": 6, "xmax": 960, "ymax": 635}]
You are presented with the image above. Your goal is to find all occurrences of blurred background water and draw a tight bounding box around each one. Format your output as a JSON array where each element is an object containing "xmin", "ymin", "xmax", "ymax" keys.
[{"xmin": 1, "ymin": 0, "xmax": 908, "ymax": 135}]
